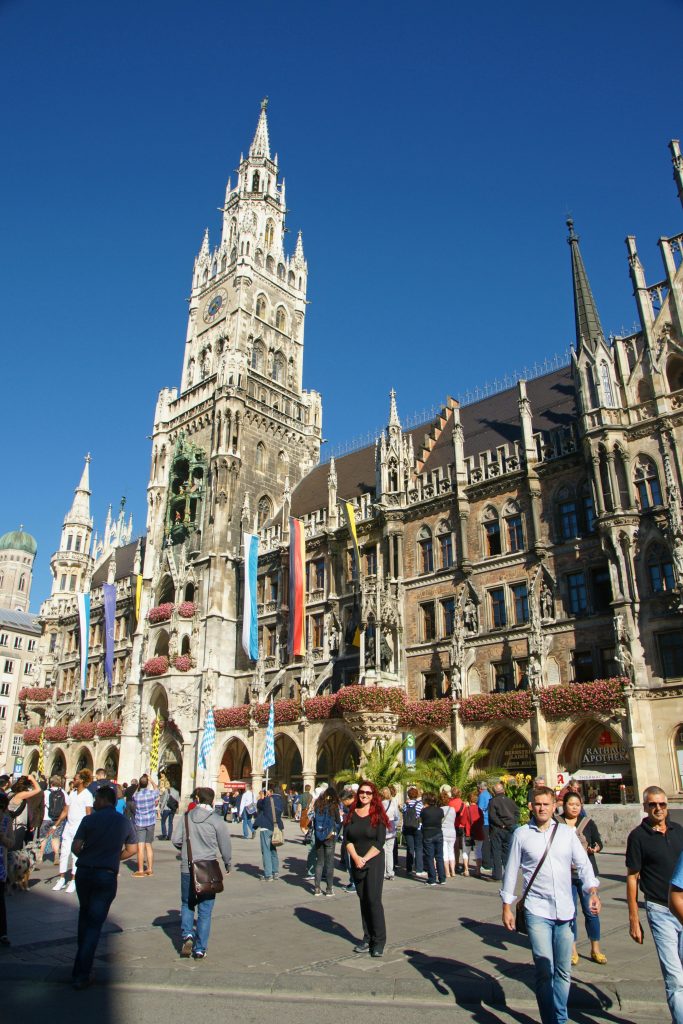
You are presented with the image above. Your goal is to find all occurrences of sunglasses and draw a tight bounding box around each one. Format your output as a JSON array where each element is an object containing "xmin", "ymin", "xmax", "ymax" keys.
[
  {"xmin": 648, "ymin": 802, "xmax": 668, "ymax": 809},
  {"xmin": 358, "ymin": 790, "xmax": 373, "ymax": 796}
]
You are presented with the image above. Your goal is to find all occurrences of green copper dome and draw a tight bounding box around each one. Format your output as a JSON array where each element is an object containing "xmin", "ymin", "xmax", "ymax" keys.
[{"xmin": 0, "ymin": 529, "xmax": 37, "ymax": 556}]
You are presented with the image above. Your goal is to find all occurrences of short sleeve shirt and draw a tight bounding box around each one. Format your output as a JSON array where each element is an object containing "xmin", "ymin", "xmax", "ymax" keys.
[
  {"xmin": 133, "ymin": 787, "xmax": 159, "ymax": 827},
  {"xmin": 67, "ymin": 787, "xmax": 94, "ymax": 828}
]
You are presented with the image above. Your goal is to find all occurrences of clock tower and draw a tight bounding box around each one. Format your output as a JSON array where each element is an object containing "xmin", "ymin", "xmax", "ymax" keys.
[{"xmin": 122, "ymin": 101, "xmax": 322, "ymax": 788}]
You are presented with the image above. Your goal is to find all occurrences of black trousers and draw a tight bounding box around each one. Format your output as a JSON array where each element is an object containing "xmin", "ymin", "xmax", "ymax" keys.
[
  {"xmin": 490, "ymin": 827, "xmax": 513, "ymax": 880},
  {"xmin": 352, "ymin": 853, "xmax": 386, "ymax": 948},
  {"xmin": 73, "ymin": 867, "xmax": 118, "ymax": 981},
  {"xmin": 480, "ymin": 824, "xmax": 492, "ymax": 869},
  {"xmin": 0, "ymin": 880, "xmax": 6, "ymax": 938}
]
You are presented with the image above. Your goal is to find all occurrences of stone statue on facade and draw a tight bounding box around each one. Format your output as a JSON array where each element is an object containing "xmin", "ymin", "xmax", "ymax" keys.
[
  {"xmin": 614, "ymin": 613, "xmax": 635, "ymax": 683},
  {"xmin": 449, "ymin": 611, "xmax": 466, "ymax": 698},
  {"xmin": 540, "ymin": 582, "xmax": 555, "ymax": 621},
  {"xmin": 464, "ymin": 597, "xmax": 478, "ymax": 634},
  {"xmin": 380, "ymin": 629, "xmax": 393, "ymax": 672},
  {"xmin": 299, "ymin": 648, "xmax": 316, "ymax": 704}
]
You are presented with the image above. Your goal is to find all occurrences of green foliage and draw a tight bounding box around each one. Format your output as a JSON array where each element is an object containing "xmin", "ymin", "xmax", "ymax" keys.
[
  {"xmin": 335, "ymin": 737, "xmax": 412, "ymax": 790},
  {"xmin": 501, "ymin": 772, "xmax": 532, "ymax": 825},
  {"xmin": 412, "ymin": 744, "xmax": 502, "ymax": 796}
]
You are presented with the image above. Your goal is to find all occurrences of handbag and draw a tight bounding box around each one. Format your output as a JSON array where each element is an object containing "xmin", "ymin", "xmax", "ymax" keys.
[
  {"xmin": 245, "ymin": 803, "xmax": 257, "ymax": 816},
  {"xmin": 185, "ymin": 812, "xmax": 224, "ymax": 897},
  {"xmin": 269, "ymin": 797, "xmax": 284, "ymax": 847},
  {"xmin": 515, "ymin": 822, "xmax": 558, "ymax": 935}
]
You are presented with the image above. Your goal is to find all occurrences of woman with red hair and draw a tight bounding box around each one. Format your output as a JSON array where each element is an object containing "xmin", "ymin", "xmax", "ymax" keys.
[{"xmin": 343, "ymin": 780, "xmax": 389, "ymax": 957}]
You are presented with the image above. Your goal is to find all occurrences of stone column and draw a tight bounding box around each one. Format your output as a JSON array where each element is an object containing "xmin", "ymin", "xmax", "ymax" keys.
[
  {"xmin": 531, "ymin": 698, "xmax": 553, "ymax": 781},
  {"xmin": 606, "ymin": 452, "xmax": 621, "ymax": 511}
]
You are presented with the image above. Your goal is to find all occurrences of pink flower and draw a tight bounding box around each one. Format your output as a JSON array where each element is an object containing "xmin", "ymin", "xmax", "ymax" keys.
[
  {"xmin": 18, "ymin": 687, "xmax": 52, "ymax": 703},
  {"xmin": 143, "ymin": 656, "xmax": 169, "ymax": 676},
  {"xmin": 147, "ymin": 603, "xmax": 174, "ymax": 624},
  {"xmin": 177, "ymin": 602, "xmax": 196, "ymax": 619},
  {"xmin": 173, "ymin": 655, "xmax": 192, "ymax": 672}
]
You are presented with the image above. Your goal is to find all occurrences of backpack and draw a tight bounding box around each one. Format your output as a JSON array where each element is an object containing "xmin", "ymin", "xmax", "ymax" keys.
[
  {"xmin": 166, "ymin": 793, "xmax": 179, "ymax": 814},
  {"xmin": 403, "ymin": 802, "xmax": 419, "ymax": 829},
  {"xmin": 48, "ymin": 788, "xmax": 66, "ymax": 822},
  {"xmin": 313, "ymin": 806, "xmax": 335, "ymax": 841}
]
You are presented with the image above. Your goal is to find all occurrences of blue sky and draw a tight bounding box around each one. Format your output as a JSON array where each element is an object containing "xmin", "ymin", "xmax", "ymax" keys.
[{"xmin": 2, "ymin": 0, "xmax": 682, "ymax": 606}]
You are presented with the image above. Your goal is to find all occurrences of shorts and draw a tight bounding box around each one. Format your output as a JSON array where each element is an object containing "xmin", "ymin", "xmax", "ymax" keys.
[{"xmin": 136, "ymin": 824, "xmax": 155, "ymax": 844}]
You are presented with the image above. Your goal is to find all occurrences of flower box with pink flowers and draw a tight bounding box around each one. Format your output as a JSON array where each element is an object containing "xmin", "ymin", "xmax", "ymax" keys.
[
  {"xmin": 174, "ymin": 655, "xmax": 192, "ymax": 672},
  {"xmin": 44, "ymin": 726, "xmax": 68, "ymax": 742},
  {"xmin": 214, "ymin": 706, "xmax": 250, "ymax": 729},
  {"xmin": 539, "ymin": 678, "xmax": 626, "ymax": 719},
  {"xmin": 399, "ymin": 698, "xmax": 453, "ymax": 729},
  {"xmin": 458, "ymin": 691, "xmax": 533, "ymax": 723},
  {"xmin": 177, "ymin": 601, "xmax": 197, "ymax": 619},
  {"xmin": 70, "ymin": 722, "xmax": 98, "ymax": 740},
  {"xmin": 22, "ymin": 727, "xmax": 42, "ymax": 744},
  {"xmin": 96, "ymin": 720, "xmax": 122, "ymax": 738},
  {"xmin": 18, "ymin": 687, "xmax": 53, "ymax": 703},
  {"xmin": 147, "ymin": 603, "xmax": 174, "ymax": 624},
  {"xmin": 143, "ymin": 656, "xmax": 169, "ymax": 676}
]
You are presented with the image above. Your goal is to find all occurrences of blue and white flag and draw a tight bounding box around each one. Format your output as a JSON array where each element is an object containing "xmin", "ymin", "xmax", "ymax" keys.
[
  {"xmin": 103, "ymin": 583, "xmax": 116, "ymax": 690},
  {"xmin": 242, "ymin": 531, "xmax": 259, "ymax": 661},
  {"xmin": 198, "ymin": 706, "xmax": 216, "ymax": 772},
  {"xmin": 263, "ymin": 697, "xmax": 275, "ymax": 771},
  {"xmin": 77, "ymin": 592, "xmax": 90, "ymax": 692}
]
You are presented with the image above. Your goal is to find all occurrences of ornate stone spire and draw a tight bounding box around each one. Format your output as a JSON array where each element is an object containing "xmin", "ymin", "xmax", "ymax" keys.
[
  {"xmin": 199, "ymin": 228, "xmax": 210, "ymax": 259},
  {"xmin": 249, "ymin": 98, "xmax": 271, "ymax": 159},
  {"xmin": 69, "ymin": 454, "xmax": 92, "ymax": 521},
  {"xmin": 567, "ymin": 218, "xmax": 605, "ymax": 353},
  {"xmin": 388, "ymin": 388, "xmax": 400, "ymax": 429},
  {"xmin": 293, "ymin": 230, "xmax": 305, "ymax": 267}
]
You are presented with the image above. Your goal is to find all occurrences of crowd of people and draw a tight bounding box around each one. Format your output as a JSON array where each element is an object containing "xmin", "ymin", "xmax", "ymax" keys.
[{"xmin": 4, "ymin": 768, "xmax": 683, "ymax": 1024}]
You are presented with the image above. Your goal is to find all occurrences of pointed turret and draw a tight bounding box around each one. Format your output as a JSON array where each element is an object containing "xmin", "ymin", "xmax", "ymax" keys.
[
  {"xmin": 388, "ymin": 388, "xmax": 400, "ymax": 429},
  {"xmin": 293, "ymin": 230, "xmax": 305, "ymax": 267},
  {"xmin": 670, "ymin": 140, "xmax": 683, "ymax": 209},
  {"xmin": 567, "ymin": 219, "xmax": 605, "ymax": 353},
  {"xmin": 199, "ymin": 228, "xmax": 210, "ymax": 259},
  {"xmin": 69, "ymin": 454, "xmax": 92, "ymax": 521},
  {"xmin": 250, "ymin": 97, "xmax": 271, "ymax": 159},
  {"xmin": 50, "ymin": 455, "xmax": 95, "ymax": 598}
]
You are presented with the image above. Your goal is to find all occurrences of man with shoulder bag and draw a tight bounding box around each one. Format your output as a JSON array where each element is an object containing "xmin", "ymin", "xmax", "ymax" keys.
[
  {"xmin": 254, "ymin": 786, "xmax": 284, "ymax": 881},
  {"xmin": 172, "ymin": 787, "xmax": 231, "ymax": 960},
  {"xmin": 489, "ymin": 781, "xmax": 519, "ymax": 881},
  {"xmin": 501, "ymin": 786, "xmax": 600, "ymax": 1024}
]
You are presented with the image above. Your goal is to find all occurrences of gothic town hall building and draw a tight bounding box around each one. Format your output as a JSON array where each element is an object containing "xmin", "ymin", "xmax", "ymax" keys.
[{"xmin": 20, "ymin": 104, "xmax": 683, "ymax": 803}]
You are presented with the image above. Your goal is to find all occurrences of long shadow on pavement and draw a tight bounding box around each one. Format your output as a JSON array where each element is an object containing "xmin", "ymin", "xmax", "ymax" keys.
[
  {"xmin": 459, "ymin": 915, "xmax": 530, "ymax": 952},
  {"xmin": 404, "ymin": 948, "xmax": 536, "ymax": 1024},
  {"xmin": 152, "ymin": 906, "xmax": 182, "ymax": 954},
  {"xmin": 293, "ymin": 906, "xmax": 358, "ymax": 945}
]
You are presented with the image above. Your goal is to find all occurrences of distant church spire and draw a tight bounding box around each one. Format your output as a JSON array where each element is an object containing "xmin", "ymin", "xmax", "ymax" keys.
[
  {"xmin": 567, "ymin": 218, "xmax": 605, "ymax": 353},
  {"xmin": 250, "ymin": 98, "xmax": 271, "ymax": 159},
  {"xmin": 69, "ymin": 453, "xmax": 92, "ymax": 521}
]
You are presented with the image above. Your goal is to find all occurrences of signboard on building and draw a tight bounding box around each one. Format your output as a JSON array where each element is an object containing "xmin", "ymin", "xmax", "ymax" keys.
[
  {"xmin": 13, "ymin": 756, "xmax": 24, "ymax": 775},
  {"xmin": 403, "ymin": 733, "xmax": 416, "ymax": 769}
]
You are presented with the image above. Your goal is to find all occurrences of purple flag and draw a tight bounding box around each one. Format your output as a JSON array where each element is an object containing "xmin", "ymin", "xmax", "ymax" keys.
[{"xmin": 103, "ymin": 583, "xmax": 116, "ymax": 690}]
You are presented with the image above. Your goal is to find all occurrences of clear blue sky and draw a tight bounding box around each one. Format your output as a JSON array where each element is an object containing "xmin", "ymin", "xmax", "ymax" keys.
[{"xmin": 2, "ymin": 0, "xmax": 682, "ymax": 606}]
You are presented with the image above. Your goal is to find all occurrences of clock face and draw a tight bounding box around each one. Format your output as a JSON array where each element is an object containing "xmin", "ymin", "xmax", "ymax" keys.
[{"xmin": 204, "ymin": 290, "xmax": 227, "ymax": 323}]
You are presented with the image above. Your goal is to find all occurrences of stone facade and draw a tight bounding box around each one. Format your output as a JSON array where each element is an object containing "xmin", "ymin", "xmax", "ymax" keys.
[{"xmin": 20, "ymin": 109, "xmax": 683, "ymax": 803}]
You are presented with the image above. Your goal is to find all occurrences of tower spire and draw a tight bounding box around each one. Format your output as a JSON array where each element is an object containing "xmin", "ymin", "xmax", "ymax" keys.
[
  {"xmin": 567, "ymin": 219, "xmax": 605, "ymax": 353},
  {"xmin": 69, "ymin": 453, "xmax": 92, "ymax": 520},
  {"xmin": 388, "ymin": 388, "xmax": 400, "ymax": 428},
  {"xmin": 670, "ymin": 140, "xmax": 683, "ymax": 209},
  {"xmin": 250, "ymin": 97, "xmax": 271, "ymax": 159}
]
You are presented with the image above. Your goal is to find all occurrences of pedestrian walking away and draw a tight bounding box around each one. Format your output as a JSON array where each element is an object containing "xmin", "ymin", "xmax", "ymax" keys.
[
  {"xmin": 69, "ymin": 785, "xmax": 137, "ymax": 989},
  {"xmin": 420, "ymin": 792, "xmax": 446, "ymax": 886},
  {"xmin": 488, "ymin": 781, "xmax": 519, "ymax": 882},
  {"xmin": 501, "ymin": 785, "xmax": 600, "ymax": 1024},
  {"xmin": 39, "ymin": 775, "xmax": 68, "ymax": 864},
  {"xmin": 0, "ymin": 792, "xmax": 14, "ymax": 945},
  {"xmin": 253, "ymin": 786, "xmax": 284, "ymax": 880},
  {"xmin": 402, "ymin": 786, "xmax": 424, "ymax": 876},
  {"xmin": 50, "ymin": 770, "xmax": 95, "ymax": 892},
  {"xmin": 461, "ymin": 789, "xmax": 485, "ymax": 877},
  {"xmin": 239, "ymin": 786, "xmax": 256, "ymax": 838},
  {"xmin": 344, "ymin": 780, "xmax": 389, "ymax": 957},
  {"xmin": 172, "ymin": 787, "xmax": 232, "ymax": 959},
  {"xmin": 132, "ymin": 773, "xmax": 159, "ymax": 876},
  {"xmin": 627, "ymin": 785, "xmax": 683, "ymax": 1023},
  {"xmin": 311, "ymin": 786, "xmax": 341, "ymax": 895},
  {"xmin": 159, "ymin": 782, "xmax": 180, "ymax": 840},
  {"xmin": 440, "ymin": 788, "xmax": 458, "ymax": 878},
  {"xmin": 556, "ymin": 791, "xmax": 606, "ymax": 965}
]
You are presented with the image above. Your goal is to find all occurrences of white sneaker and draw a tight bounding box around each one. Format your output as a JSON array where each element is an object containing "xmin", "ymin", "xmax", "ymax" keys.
[
  {"xmin": 65, "ymin": 880, "xmax": 76, "ymax": 893},
  {"xmin": 52, "ymin": 878, "xmax": 66, "ymax": 891}
]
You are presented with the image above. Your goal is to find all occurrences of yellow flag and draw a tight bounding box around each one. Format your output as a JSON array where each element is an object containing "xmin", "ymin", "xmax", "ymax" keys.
[
  {"xmin": 149, "ymin": 715, "xmax": 161, "ymax": 774},
  {"xmin": 135, "ymin": 575, "xmax": 143, "ymax": 622}
]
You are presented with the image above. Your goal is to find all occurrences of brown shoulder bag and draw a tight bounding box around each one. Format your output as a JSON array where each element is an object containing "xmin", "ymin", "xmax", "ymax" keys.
[{"xmin": 185, "ymin": 812, "xmax": 224, "ymax": 897}]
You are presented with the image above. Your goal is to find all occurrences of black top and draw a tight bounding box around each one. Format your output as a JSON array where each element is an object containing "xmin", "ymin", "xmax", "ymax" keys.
[
  {"xmin": 420, "ymin": 805, "xmax": 445, "ymax": 837},
  {"xmin": 254, "ymin": 793, "xmax": 284, "ymax": 831},
  {"xmin": 556, "ymin": 814, "xmax": 603, "ymax": 875},
  {"xmin": 626, "ymin": 818, "xmax": 683, "ymax": 906},
  {"xmin": 489, "ymin": 794, "xmax": 519, "ymax": 830},
  {"xmin": 343, "ymin": 811, "xmax": 386, "ymax": 856},
  {"xmin": 73, "ymin": 806, "xmax": 137, "ymax": 874}
]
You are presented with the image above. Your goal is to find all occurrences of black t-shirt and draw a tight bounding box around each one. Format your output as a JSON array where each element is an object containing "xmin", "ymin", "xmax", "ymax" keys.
[
  {"xmin": 73, "ymin": 806, "xmax": 137, "ymax": 874},
  {"xmin": 420, "ymin": 805, "xmax": 445, "ymax": 837},
  {"xmin": 626, "ymin": 818, "xmax": 683, "ymax": 906},
  {"xmin": 344, "ymin": 811, "xmax": 386, "ymax": 855}
]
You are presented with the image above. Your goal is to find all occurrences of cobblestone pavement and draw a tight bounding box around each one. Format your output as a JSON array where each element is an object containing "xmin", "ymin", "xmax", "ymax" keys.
[{"xmin": 1, "ymin": 819, "xmax": 667, "ymax": 1021}]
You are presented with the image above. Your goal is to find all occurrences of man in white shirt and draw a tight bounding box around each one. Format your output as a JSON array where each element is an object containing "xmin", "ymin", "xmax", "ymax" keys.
[
  {"xmin": 239, "ymin": 787, "xmax": 256, "ymax": 838},
  {"xmin": 49, "ymin": 770, "xmax": 95, "ymax": 893},
  {"xmin": 501, "ymin": 786, "xmax": 600, "ymax": 1024}
]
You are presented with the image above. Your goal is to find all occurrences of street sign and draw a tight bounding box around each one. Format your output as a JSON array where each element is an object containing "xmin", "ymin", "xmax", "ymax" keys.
[
  {"xmin": 403, "ymin": 732, "xmax": 416, "ymax": 769},
  {"xmin": 13, "ymin": 756, "xmax": 24, "ymax": 773}
]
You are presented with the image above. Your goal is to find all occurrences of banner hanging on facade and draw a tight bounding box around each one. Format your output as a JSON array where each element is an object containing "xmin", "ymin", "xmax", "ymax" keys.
[
  {"xmin": 242, "ymin": 532, "xmax": 259, "ymax": 661},
  {"xmin": 288, "ymin": 517, "xmax": 306, "ymax": 657},
  {"xmin": 103, "ymin": 582, "xmax": 116, "ymax": 689},
  {"xmin": 77, "ymin": 592, "xmax": 90, "ymax": 692}
]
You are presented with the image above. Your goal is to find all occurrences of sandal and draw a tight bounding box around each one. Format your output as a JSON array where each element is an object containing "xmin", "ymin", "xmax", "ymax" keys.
[
  {"xmin": 145, "ymin": 870, "xmax": 154, "ymax": 876},
  {"xmin": 133, "ymin": 871, "xmax": 146, "ymax": 877},
  {"xmin": 590, "ymin": 952, "xmax": 607, "ymax": 964},
  {"xmin": 571, "ymin": 952, "xmax": 579, "ymax": 965}
]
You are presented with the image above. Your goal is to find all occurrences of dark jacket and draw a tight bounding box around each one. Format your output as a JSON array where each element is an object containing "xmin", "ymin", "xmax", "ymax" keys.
[
  {"xmin": 488, "ymin": 793, "xmax": 519, "ymax": 831},
  {"xmin": 254, "ymin": 793, "xmax": 284, "ymax": 831}
]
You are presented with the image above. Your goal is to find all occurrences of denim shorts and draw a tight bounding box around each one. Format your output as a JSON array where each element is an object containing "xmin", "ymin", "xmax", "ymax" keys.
[{"xmin": 136, "ymin": 824, "xmax": 155, "ymax": 844}]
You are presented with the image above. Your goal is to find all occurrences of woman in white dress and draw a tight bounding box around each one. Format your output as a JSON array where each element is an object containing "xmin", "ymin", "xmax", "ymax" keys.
[{"xmin": 440, "ymin": 787, "xmax": 458, "ymax": 878}]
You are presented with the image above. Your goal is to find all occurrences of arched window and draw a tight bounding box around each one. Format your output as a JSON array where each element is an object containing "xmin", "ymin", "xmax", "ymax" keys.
[
  {"xmin": 0, "ymin": 573, "xmax": 3, "ymax": 589},
  {"xmin": 251, "ymin": 171, "xmax": 260, "ymax": 192},
  {"xmin": 256, "ymin": 441, "xmax": 266, "ymax": 471},
  {"xmin": 254, "ymin": 249, "xmax": 263, "ymax": 267},
  {"xmin": 579, "ymin": 480, "xmax": 596, "ymax": 534},
  {"xmin": 264, "ymin": 219, "xmax": 274, "ymax": 249},
  {"xmin": 637, "ymin": 378, "xmax": 654, "ymax": 404},
  {"xmin": 257, "ymin": 495, "xmax": 272, "ymax": 529},
  {"xmin": 255, "ymin": 294, "xmax": 267, "ymax": 319},
  {"xmin": 634, "ymin": 456, "xmax": 663, "ymax": 509},
  {"xmin": 502, "ymin": 500, "xmax": 523, "ymax": 553},
  {"xmin": 272, "ymin": 352, "xmax": 286, "ymax": 384},
  {"xmin": 211, "ymin": 261, "xmax": 217, "ymax": 278},
  {"xmin": 600, "ymin": 362, "xmax": 615, "ymax": 407},
  {"xmin": 625, "ymin": 341, "xmax": 637, "ymax": 373},
  {"xmin": 482, "ymin": 507, "xmax": 501, "ymax": 556},
  {"xmin": 667, "ymin": 354, "xmax": 683, "ymax": 393},
  {"xmin": 647, "ymin": 544, "xmax": 675, "ymax": 593},
  {"xmin": 18, "ymin": 574, "xmax": 25, "ymax": 592},
  {"xmin": 417, "ymin": 526, "xmax": 433, "ymax": 574},
  {"xmin": 266, "ymin": 255, "xmax": 275, "ymax": 274},
  {"xmin": 277, "ymin": 263, "xmax": 285, "ymax": 281},
  {"xmin": 585, "ymin": 367, "xmax": 599, "ymax": 409},
  {"xmin": 229, "ymin": 219, "xmax": 237, "ymax": 247},
  {"xmin": 436, "ymin": 520, "xmax": 453, "ymax": 569},
  {"xmin": 251, "ymin": 341, "xmax": 264, "ymax": 373},
  {"xmin": 275, "ymin": 306, "xmax": 287, "ymax": 331}
]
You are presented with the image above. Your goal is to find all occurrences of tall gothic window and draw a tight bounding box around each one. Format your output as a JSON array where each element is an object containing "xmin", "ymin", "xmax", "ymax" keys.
[
  {"xmin": 634, "ymin": 456, "xmax": 663, "ymax": 509},
  {"xmin": 264, "ymin": 219, "xmax": 274, "ymax": 249},
  {"xmin": 647, "ymin": 545, "xmax": 675, "ymax": 593},
  {"xmin": 272, "ymin": 352, "xmax": 286, "ymax": 384},
  {"xmin": 600, "ymin": 362, "xmax": 615, "ymax": 407},
  {"xmin": 417, "ymin": 527, "xmax": 433, "ymax": 574},
  {"xmin": 251, "ymin": 171, "xmax": 260, "ymax": 192},
  {"xmin": 251, "ymin": 341, "xmax": 264, "ymax": 372},
  {"xmin": 483, "ymin": 508, "xmax": 501, "ymax": 557},
  {"xmin": 255, "ymin": 295, "xmax": 267, "ymax": 319},
  {"xmin": 257, "ymin": 496, "xmax": 272, "ymax": 529},
  {"xmin": 256, "ymin": 442, "xmax": 266, "ymax": 471},
  {"xmin": 275, "ymin": 306, "xmax": 286, "ymax": 331}
]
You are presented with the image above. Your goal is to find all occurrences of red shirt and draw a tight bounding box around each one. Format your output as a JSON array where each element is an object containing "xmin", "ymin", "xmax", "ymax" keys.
[{"xmin": 462, "ymin": 802, "xmax": 485, "ymax": 840}]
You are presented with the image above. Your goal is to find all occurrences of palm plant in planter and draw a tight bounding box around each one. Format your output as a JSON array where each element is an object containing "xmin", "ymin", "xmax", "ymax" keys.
[
  {"xmin": 335, "ymin": 738, "xmax": 412, "ymax": 790},
  {"xmin": 413, "ymin": 744, "xmax": 501, "ymax": 794}
]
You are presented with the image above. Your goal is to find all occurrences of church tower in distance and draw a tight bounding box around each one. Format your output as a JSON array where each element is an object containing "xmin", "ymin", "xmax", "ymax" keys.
[{"xmin": 122, "ymin": 102, "xmax": 322, "ymax": 787}]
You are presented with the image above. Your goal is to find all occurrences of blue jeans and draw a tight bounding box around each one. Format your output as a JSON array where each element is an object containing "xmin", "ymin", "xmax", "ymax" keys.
[
  {"xmin": 525, "ymin": 911, "xmax": 574, "ymax": 1024},
  {"xmin": 161, "ymin": 809, "xmax": 175, "ymax": 838},
  {"xmin": 423, "ymin": 832, "xmax": 445, "ymax": 883},
  {"xmin": 180, "ymin": 872, "xmax": 215, "ymax": 954},
  {"xmin": 646, "ymin": 900, "xmax": 683, "ymax": 1023},
  {"xmin": 404, "ymin": 829, "xmax": 423, "ymax": 873},
  {"xmin": 259, "ymin": 828, "xmax": 279, "ymax": 878},
  {"xmin": 242, "ymin": 813, "xmax": 254, "ymax": 838},
  {"xmin": 73, "ymin": 866, "xmax": 118, "ymax": 981},
  {"xmin": 572, "ymin": 877, "xmax": 600, "ymax": 942}
]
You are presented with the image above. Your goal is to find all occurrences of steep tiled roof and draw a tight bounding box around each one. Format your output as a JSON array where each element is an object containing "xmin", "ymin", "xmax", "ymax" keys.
[
  {"xmin": 290, "ymin": 366, "xmax": 576, "ymax": 520},
  {"xmin": 91, "ymin": 539, "xmax": 145, "ymax": 588},
  {"xmin": 0, "ymin": 607, "xmax": 41, "ymax": 634}
]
